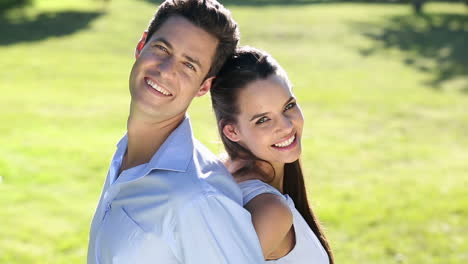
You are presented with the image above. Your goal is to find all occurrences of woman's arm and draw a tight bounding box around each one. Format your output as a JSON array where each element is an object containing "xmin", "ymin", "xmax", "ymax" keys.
[{"xmin": 244, "ymin": 193, "xmax": 295, "ymax": 260}]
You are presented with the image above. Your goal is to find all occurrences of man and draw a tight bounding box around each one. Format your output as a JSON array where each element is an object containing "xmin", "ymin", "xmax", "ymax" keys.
[{"xmin": 87, "ymin": 0, "xmax": 264, "ymax": 263}]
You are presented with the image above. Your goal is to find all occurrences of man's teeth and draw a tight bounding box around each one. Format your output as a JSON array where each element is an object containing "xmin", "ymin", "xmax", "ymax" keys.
[
  {"xmin": 146, "ymin": 79, "xmax": 171, "ymax": 96},
  {"xmin": 274, "ymin": 135, "xmax": 295, "ymax": 148}
]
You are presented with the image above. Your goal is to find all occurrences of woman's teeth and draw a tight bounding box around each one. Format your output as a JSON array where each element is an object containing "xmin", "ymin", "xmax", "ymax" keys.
[
  {"xmin": 274, "ymin": 135, "xmax": 295, "ymax": 148},
  {"xmin": 146, "ymin": 79, "xmax": 172, "ymax": 96}
]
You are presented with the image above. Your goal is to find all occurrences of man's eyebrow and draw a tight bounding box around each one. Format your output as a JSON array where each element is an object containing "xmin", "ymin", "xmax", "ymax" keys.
[
  {"xmin": 250, "ymin": 112, "xmax": 269, "ymax": 122},
  {"xmin": 151, "ymin": 37, "xmax": 203, "ymax": 70},
  {"xmin": 152, "ymin": 37, "xmax": 173, "ymax": 50}
]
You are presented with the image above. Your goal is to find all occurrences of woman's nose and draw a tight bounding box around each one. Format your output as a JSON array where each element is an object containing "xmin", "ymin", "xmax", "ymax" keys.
[{"xmin": 275, "ymin": 115, "xmax": 293, "ymax": 135}]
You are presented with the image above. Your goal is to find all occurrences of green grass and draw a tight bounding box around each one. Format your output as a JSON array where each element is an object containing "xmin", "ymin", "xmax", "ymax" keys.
[{"xmin": 1, "ymin": 1, "xmax": 467, "ymax": 263}]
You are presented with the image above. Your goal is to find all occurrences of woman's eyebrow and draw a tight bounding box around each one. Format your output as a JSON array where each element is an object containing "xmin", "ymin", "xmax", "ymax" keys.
[
  {"xmin": 283, "ymin": 97, "xmax": 294, "ymax": 106},
  {"xmin": 250, "ymin": 112, "xmax": 269, "ymax": 122}
]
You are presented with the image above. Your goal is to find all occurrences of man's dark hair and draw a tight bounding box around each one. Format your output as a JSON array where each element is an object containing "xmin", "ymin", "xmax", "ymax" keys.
[{"xmin": 146, "ymin": 0, "xmax": 240, "ymax": 78}]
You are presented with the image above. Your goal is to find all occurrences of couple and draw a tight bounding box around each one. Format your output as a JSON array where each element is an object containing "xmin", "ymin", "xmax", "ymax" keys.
[{"xmin": 87, "ymin": 0, "xmax": 333, "ymax": 263}]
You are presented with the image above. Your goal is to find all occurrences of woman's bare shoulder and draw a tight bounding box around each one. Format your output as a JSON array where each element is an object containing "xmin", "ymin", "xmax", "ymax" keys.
[
  {"xmin": 245, "ymin": 192, "xmax": 294, "ymax": 258},
  {"xmin": 245, "ymin": 192, "xmax": 292, "ymax": 225}
]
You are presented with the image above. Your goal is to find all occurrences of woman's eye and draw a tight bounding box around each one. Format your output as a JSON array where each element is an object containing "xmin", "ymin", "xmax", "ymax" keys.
[
  {"xmin": 256, "ymin": 117, "xmax": 269, "ymax": 124},
  {"xmin": 285, "ymin": 102, "xmax": 296, "ymax": 111}
]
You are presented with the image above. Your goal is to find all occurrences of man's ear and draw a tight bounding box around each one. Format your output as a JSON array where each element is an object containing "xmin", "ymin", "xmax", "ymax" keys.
[
  {"xmin": 135, "ymin": 31, "xmax": 148, "ymax": 59},
  {"xmin": 222, "ymin": 122, "xmax": 241, "ymax": 142},
  {"xmin": 196, "ymin": 76, "xmax": 215, "ymax": 97}
]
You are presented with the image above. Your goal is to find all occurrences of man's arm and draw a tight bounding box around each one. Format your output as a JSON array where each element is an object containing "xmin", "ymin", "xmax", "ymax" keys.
[{"xmin": 175, "ymin": 193, "xmax": 264, "ymax": 264}]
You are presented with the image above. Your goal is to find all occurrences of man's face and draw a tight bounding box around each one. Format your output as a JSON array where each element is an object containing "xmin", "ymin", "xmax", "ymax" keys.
[{"xmin": 129, "ymin": 15, "xmax": 218, "ymax": 121}]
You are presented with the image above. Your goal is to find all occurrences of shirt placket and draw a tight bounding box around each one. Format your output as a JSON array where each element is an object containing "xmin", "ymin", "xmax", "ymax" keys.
[{"xmin": 101, "ymin": 185, "xmax": 120, "ymax": 221}]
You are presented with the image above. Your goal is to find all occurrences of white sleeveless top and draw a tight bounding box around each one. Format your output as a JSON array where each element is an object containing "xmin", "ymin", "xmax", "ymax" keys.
[{"xmin": 239, "ymin": 179, "xmax": 330, "ymax": 264}]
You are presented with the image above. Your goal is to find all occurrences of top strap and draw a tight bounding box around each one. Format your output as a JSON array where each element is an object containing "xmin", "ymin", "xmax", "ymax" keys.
[{"xmin": 238, "ymin": 179, "xmax": 285, "ymax": 205}]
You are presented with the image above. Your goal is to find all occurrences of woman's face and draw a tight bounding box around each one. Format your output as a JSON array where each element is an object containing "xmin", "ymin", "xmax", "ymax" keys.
[{"xmin": 225, "ymin": 74, "xmax": 304, "ymax": 166}]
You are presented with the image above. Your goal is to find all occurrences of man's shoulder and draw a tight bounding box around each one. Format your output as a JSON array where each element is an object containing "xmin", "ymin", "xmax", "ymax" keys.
[
  {"xmin": 192, "ymin": 138, "xmax": 221, "ymax": 162},
  {"xmin": 191, "ymin": 138, "xmax": 230, "ymax": 177},
  {"xmin": 189, "ymin": 139, "xmax": 243, "ymax": 204}
]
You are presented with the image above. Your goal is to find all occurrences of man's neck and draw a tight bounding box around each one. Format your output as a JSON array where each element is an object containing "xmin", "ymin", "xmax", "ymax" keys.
[{"xmin": 120, "ymin": 111, "xmax": 185, "ymax": 173}]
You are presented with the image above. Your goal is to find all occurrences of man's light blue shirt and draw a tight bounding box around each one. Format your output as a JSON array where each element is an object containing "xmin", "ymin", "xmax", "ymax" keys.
[{"xmin": 87, "ymin": 116, "xmax": 263, "ymax": 264}]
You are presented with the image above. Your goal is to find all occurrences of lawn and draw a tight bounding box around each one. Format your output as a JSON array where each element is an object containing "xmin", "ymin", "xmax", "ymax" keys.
[{"xmin": 0, "ymin": 0, "xmax": 467, "ymax": 263}]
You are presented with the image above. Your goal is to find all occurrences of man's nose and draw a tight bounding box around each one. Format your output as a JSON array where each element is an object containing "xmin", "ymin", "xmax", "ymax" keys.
[{"xmin": 157, "ymin": 57, "xmax": 177, "ymax": 78}]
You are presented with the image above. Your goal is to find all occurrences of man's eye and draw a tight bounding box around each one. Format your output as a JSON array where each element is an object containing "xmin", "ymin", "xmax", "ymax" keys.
[
  {"xmin": 184, "ymin": 62, "xmax": 196, "ymax": 71},
  {"xmin": 256, "ymin": 117, "xmax": 269, "ymax": 124},
  {"xmin": 154, "ymin": 45, "xmax": 169, "ymax": 53},
  {"xmin": 284, "ymin": 102, "xmax": 296, "ymax": 111}
]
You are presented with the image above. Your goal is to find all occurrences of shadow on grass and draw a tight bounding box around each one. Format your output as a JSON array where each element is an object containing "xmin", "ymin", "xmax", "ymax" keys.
[
  {"xmin": 0, "ymin": 10, "xmax": 104, "ymax": 46},
  {"xmin": 0, "ymin": 0, "xmax": 32, "ymax": 12},
  {"xmin": 355, "ymin": 13, "xmax": 468, "ymax": 92}
]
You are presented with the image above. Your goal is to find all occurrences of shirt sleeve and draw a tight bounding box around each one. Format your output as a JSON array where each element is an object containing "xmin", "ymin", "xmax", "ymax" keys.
[{"xmin": 175, "ymin": 193, "xmax": 264, "ymax": 264}]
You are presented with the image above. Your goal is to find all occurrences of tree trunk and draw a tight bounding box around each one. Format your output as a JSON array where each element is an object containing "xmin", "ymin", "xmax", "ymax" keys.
[{"xmin": 412, "ymin": 0, "xmax": 425, "ymax": 14}]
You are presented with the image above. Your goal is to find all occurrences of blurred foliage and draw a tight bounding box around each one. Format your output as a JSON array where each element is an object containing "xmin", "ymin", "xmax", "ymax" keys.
[
  {"xmin": 0, "ymin": 0, "xmax": 32, "ymax": 11},
  {"xmin": 140, "ymin": 0, "xmax": 468, "ymax": 6}
]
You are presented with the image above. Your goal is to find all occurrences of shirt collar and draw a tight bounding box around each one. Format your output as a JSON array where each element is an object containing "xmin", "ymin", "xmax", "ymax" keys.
[{"xmin": 116, "ymin": 116, "xmax": 194, "ymax": 175}]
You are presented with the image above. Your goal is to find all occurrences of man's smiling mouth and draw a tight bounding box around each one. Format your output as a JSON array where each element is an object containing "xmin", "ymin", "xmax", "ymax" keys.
[{"xmin": 145, "ymin": 77, "xmax": 172, "ymax": 96}]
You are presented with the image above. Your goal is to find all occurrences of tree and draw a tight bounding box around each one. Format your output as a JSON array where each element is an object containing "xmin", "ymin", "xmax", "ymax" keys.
[{"xmin": 411, "ymin": 0, "xmax": 426, "ymax": 14}]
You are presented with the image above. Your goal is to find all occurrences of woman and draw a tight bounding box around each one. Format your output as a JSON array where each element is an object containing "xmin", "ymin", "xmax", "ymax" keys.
[{"xmin": 210, "ymin": 46, "xmax": 334, "ymax": 263}]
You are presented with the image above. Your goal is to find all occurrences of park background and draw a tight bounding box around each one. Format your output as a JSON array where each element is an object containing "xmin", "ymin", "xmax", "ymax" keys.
[{"xmin": 0, "ymin": 0, "xmax": 467, "ymax": 263}]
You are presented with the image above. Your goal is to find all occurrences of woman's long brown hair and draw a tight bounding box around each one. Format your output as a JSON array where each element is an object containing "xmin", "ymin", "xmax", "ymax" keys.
[
  {"xmin": 284, "ymin": 160, "xmax": 334, "ymax": 263},
  {"xmin": 210, "ymin": 46, "xmax": 334, "ymax": 263}
]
